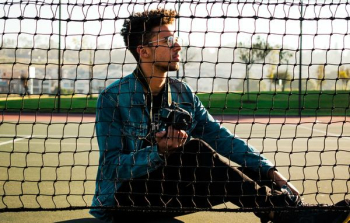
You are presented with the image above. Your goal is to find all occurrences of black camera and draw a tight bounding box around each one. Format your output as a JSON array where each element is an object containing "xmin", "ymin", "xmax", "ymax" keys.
[{"xmin": 156, "ymin": 102, "xmax": 192, "ymax": 131}]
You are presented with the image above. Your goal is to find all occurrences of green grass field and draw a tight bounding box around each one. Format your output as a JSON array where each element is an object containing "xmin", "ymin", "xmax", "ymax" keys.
[
  {"xmin": 198, "ymin": 90, "xmax": 350, "ymax": 116},
  {"xmin": 0, "ymin": 90, "xmax": 349, "ymax": 116}
]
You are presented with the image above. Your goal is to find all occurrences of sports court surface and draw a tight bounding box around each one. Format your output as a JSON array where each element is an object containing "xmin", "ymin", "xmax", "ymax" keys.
[{"xmin": 0, "ymin": 113, "xmax": 349, "ymax": 222}]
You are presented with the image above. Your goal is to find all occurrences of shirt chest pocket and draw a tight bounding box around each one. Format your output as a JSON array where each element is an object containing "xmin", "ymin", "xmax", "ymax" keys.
[{"xmin": 122, "ymin": 122, "xmax": 148, "ymax": 139}]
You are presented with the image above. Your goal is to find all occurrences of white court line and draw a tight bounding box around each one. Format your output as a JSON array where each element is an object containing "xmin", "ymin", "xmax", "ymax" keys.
[
  {"xmin": 298, "ymin": 125, "xmax": 350, "ymax": 141},
  {"xmin": 0, "ymin": 134, "xmax": 95, "ymax": 138},
  {"xmin": 0, "ymin": 135, "xmax": 31, "ymax": 146},
  {"xmin": 11, "ymin": 141, "xmax": 96, "ymax": 145},
  {"xmin": 12, "ymin": 141, "xmax": 97, "ymax": 145},
  {"xmin": 0, "ymin": 134, "xmax": 97, "ymax": 147}
]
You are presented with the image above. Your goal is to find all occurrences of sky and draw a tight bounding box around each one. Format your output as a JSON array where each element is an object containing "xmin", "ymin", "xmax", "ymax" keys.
[{"xmin": 1, "ymin": 0, "xmax": 349, "ymax": 51}]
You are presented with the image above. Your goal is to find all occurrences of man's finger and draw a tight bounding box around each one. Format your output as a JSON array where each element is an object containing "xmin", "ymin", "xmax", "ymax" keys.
[
  {"xmin": 287, "ymin": 183, "xmax": 300, "ymax": 195},
  {"xmin": 156, "ymin": 131, "xmax": 167, "ymax": 139},
  {"xmin": 181, "ymin": 132, "xmax": 188, "ymax": 146},
  {"xmin": 174, "ymin": 129, "xmax": 180, "ymax": 141}
]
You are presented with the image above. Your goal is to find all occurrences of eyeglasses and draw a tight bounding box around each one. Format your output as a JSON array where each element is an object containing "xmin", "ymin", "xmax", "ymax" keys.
[{"xmin": 148, "ymin": 36, "xmax": 181, "ymax": 48}]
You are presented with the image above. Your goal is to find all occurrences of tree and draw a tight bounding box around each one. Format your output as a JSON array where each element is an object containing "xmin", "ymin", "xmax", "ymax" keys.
[
  {"xmin": 238, "ymin": 36, "xmax": 272, "ymax": 100},
  {"xmin": 267, "ymin": 70, "xmax": 274, "ymax": 91},
  {"xmin": 278, "ymin": 49, "xmax": 293, "ymax": 67},
  {"xmin": 271, "ymin": 71, "xmax": 291, "ymax": 92},
  {"xmin": 338, "ymin": 66, "xmax": 350, "ymax": 90},
  {"xmin": 266, "ymin": 49, "xmax": 279, "ymax": 91},
  {"xmin": 277, "ymin": 49, "xmax": 292, "ymax": 92},
  {"xmin": 316, "ymin": 65, "xmax": 325, "ymax": 90},
  {"xmin": 266, "ymin": 47, "xmax": 293, "ymax": 91}
]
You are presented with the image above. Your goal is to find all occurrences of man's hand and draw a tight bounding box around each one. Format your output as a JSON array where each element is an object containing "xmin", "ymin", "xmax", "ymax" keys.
[
  {"xmin": 268, "ymin": 169, "xmax": 300, "ymax": 196},
  {"xmin": 156, "ymin": 126, "xmax": 188, "ymax": 156}
]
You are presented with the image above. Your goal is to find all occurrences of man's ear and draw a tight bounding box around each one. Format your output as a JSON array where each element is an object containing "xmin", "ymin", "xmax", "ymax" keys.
[{"xmin": 137, "ymin": 45, "xmax": 150, "ymax": 59}]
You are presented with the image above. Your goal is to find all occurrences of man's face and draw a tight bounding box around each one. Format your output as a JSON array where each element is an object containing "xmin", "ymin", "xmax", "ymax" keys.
[{"xmin": 147, "ymin": 24, "xmax": 182, "ymax": 73}]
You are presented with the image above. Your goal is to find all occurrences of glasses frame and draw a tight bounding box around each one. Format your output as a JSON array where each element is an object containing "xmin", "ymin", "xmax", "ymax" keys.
[{"xmin": 148, "ymin": 36, "xmax": 181, "ymax": 48}]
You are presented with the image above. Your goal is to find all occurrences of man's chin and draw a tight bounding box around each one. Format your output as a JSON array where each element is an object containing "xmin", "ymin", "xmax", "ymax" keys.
[
  {"xmin": 169, "ymin": 63, "xmax": 180, "ymax": 71},
  {"xmin": 158, "ymin": 64, "xmax": 179, "ymax": 72},
  {"xmin": 168, "ymin": 67, "xmax": 179, "ymax": 72}
]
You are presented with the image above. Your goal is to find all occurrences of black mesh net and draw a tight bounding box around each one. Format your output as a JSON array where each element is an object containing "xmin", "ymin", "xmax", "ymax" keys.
[{"xmin": 0, "ymin": 0, "xmax": 349, "ymax": 217}]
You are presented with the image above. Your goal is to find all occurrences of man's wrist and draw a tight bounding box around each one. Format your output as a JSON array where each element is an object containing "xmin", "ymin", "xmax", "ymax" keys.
[{"xmin": 267, "ymin": 167, "xmax": 278, "ymax": 179}]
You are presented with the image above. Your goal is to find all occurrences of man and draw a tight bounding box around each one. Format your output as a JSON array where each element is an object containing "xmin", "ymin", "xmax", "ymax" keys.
[
  {"xmin": 20, "ymin": 72, "xmax": 29, "ymax": 96},
  {"xmin": 90, "ymin": 8, "xmax": 349, "ymax": 223}
]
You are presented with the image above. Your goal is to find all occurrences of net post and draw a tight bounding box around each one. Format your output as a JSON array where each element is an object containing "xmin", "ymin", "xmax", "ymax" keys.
[
  {"xmin": 176, "ymin": 1, "xmax": 181, "ymax": 80},
  {"xmin": 89, "ymin": 50, "xmax": 93, "ymax": 99},
  {"xmin": 57, "ymin": 0, "xmax": 62, "ymax": 113},
  {"xmin": 298, "ymin": 0, "xmax": 303, "ymax": 117}
]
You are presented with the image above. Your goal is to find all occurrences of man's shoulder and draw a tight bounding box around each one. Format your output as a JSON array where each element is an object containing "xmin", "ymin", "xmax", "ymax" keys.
[
  {"xmin": 102, "ymin": 73, "xmax": 136, "ymax": 93},
  {"xmin": 169, "ymin": 78, "xmax": 192, "ymax": 92},
  {"xmin": 169, "ymin": 78, "xmax": 196, "ymax": 104},
  {"xmin": 97, "ymin": 73, "xmax": 138, "ymax": 104}
]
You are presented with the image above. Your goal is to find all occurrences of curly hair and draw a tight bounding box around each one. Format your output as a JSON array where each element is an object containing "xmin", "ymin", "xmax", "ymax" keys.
[{"xmin": 121, "ymin": 8, "xmax": 177, "ymax": 61}]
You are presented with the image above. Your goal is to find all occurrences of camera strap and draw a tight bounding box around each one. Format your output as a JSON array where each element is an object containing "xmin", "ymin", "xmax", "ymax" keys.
[
  {"xmin": 164, "ymin": 75, "xmax": 172, "ymax": 107},
  {"xmin": 133, "ymin": 66, "xmax": 173, "ymax": 131}
]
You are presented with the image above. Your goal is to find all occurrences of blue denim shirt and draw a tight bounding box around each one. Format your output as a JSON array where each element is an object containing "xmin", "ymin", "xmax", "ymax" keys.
[{"xmin": 90, "ymin": 73, "xmax": 274, "ymax": 222}]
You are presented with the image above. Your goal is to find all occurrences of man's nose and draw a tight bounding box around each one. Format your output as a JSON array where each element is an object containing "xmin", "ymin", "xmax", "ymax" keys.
[{"xmin": 173, "ymin": 41, "xmax": 182, "ymax": 51}]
